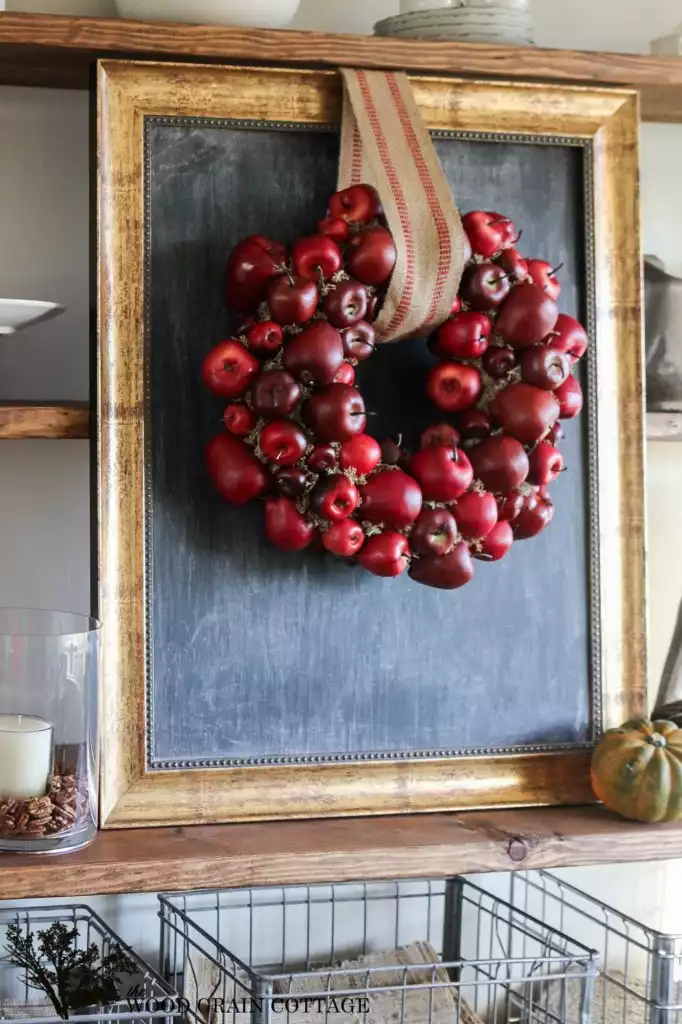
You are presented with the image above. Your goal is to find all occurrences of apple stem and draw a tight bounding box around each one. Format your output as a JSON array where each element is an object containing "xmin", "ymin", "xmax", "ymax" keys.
[
  {"xmin": 477, "ymin": 553, "xmax": 495, "ymax": 561},
  {"xmin": 550, "ymin": 262, "xmax": 565, "ymax": 277},
  {"xmin": 512, "ymin": 229, "xmax": 523, "ymax": 245}
]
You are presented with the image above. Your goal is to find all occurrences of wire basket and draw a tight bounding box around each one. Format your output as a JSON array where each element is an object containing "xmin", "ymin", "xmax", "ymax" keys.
[
  {"xmin": 505, "ymin": 871, "xmax": 682, "ymax": 1024},
  {"xmin": 158, "ymin": 878, "xmax": 598, "ymax": 1024},
  {"xmin": 0, "ymin": 904, "xmax": 179, "ymax": 1024}
]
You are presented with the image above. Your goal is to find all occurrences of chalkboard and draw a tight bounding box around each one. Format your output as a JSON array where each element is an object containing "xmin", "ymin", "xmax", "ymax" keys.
[{"xmin": 145, "ymin": 119, "xmax": 597, "ymax": 770}]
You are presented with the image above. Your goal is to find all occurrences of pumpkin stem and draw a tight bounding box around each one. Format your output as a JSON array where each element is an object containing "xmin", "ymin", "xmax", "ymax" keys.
[{"xmin": 649, "ymin": 733, "xmax": 667, "ymax": 748}]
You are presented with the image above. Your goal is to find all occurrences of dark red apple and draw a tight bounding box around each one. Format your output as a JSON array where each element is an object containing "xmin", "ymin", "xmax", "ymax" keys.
[
  {"xmin": 360, "ymin": 470, "xmax": 423, "ymax": 529},
  {"xmin": 265, "ymin": 498, "xmax": 315, "ymax": 552},
  {"xmin": 310, "ymin": 474, "xmax": 359, "ymax": 523},
  {"xmin": 292, "ymin": 235, "xmax": 343, "ymax": 281},
  {"xmin": 459, "ymin": 409, "xmax": 492, "ymax": 441},
  {"xmin": 411, "ymin": 508, "xmax": 458, "ymax": 557},
  {"xmin": 359, "ymin": 532, "xmax": 410, "ymax": 578},
  {"xmin": 347, "ymin": 228, "xmax": 397, "ymax": 287},
  {"xmin": 496, "ymin": 248, "xmax": 529, "ymax": 283},
  {"xmin": 549, "ymin": 421, "xmax": 564, "ymax": 445},
  {"xmin": 225, "ymin": 235, "xmax": 287, "ymax": 312},
  {"xmin": 483, "ymin": 346, "xmax": 517, "ymax": 380},
  {"xmin": 275, "ymin": 467, "xmax": 311, "ymax": 499},
  {"xmin": 492, "ymin": 383, "xmax": 560, "ymax": 444},
  {"xmin": 205, "ymin": 434, "xmax": 269, "ymax": 506},
  {"xmin": 267, "ymin": 274, "xmax": 319, "ymax": 326},
  {"xmin": 251, "ymin": 370, "xmax": 302, "ymax": 419},
  {"xmin": 460, "ymin": 263, "xmax": 510, "ymax": 312},
  {"xmin": 548, "ymin": 314, "xmax": 588, "ymax": 362},
  {"xmin": 329, "ymin": 184, "xmax": 381, "ymax": 225},
  {"xmin": 341, "ymin": 322, "xmax": 376, "ymax": 361},
  {"xmin": 246, "ymin": 321, "xmax": 283, "ymax": 356},
  {"xmin": 497, "ymin": 490, "xmax": 525, "ymax": 522},
  {"xmin": 555, "ymin": 375, "xmax": 583, "ymax": 419},
  {"xmin": 324, "ymin": 280, "xmax": 369, "ymax": 328},
  {"xmin": 462, "ymin": 211, "xmax": 508, "ymax": 259},
  {"xmin": 381, "ymin": 438, "xmax": 403, "ymax": 466},
  {"xmin": 430, "ymin": 312, "xmax": 491, "ymax": 360},
  {"xmin": 408, "ymin": 542, "xmax": 474, "ymax": 591},
  {"xmin": 487, "ymin": 210, "xmax": 518, "ymax": 246},
  {"xmin": 513, "ymin": 493, "xmax": 555, "ymax": 540},
  {"xmin": 259, "ymin": 419, "xmax": 308, "ymax": 466},
  {"xmin": 318, "ymin": 217, "xmax": 351, "ymax": 243},
  {"xmin": 202, "ymin": 340, "xmax": 260, "ymax": 398},
  {"xmin": 283, "ymin": 321, "xmax": 344, "ymax": 386},
  {"xmin": 521, "ymin": 347, "xmax": 571, "ymax": 391},
  {"xmin": 323, "ymin": 520, "xmax": 366, "ymax": 558},
  {"xmin": 526, "ymin": 259, "xmax": 562, "ymax": 300},
  {"xmin": 475, "ymin": 520, "xmax": 514, "ymax": 562},
  {"xmin": 340, "ymin": 434, "xmax": 382, "ymax": 476},
  {"xmin": 496, "ymin": 283, "xmax": 559, "ymax": 348},
  {"xmin": 528, "ymin": 442, "xmax": 564, "ymax": 485},
  {"xmin": 450, "ymin": 296, "xmax": 462, "ymax": 315},
  {"xmin": 470, "ymin": 435, "xmax": 530, "ymax": 493},
  {"xmin": 426, "ymin": 363, "xmax": 482, "ymax": 413},
  {"xmin": 304, "ymin": 384, "xmax": 366, "ymax": 442},
  {"xmin": 308, "ymin": 444, "xmax": 338, "ymax": 473},
  {"xmin": 223, "ymin": 404, "xmax": 256, "ymax": 437},
  {"xmin": 334, "ymin": 364, "xmax": 356, "ymax": 385},
  {"xmin": 421, "ymin": 423, "xmax": 461, "ymax": 450},
  {"xmin": 454, "ymin": 490, "xmax": 498, "ymax": 541},
  {"xmin": 410, "ymin": 446, "xmax": 473, "ymax": 502}
]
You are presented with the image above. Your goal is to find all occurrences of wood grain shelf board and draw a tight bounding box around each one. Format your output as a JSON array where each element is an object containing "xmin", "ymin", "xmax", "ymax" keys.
[
  {"xmin": 1, "ymin": 12, "xmax": 682, "ymax": 121},
  {"xmin": 647, "ymin": 411, "xmax": 682, "ymax": 441},
  {"xmin": 3, "ymin": 807, "xmax": 682, "ymax": 900},
  {"xmin": 0, "ymin": 403, "xmax": 90, "ymax": 439}
]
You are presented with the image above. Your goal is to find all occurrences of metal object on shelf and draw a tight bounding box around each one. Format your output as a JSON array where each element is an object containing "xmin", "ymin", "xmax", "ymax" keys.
[
  {"xmin": 507, "ymin": 871, "xmax": 682, "ymax": 1024},
  {"xmin": 0, "ymin": 903, "xmax": 178, "ymax": 1024},
  {"xmin": 158, "ymin": 877, "xmax": 598, "ymax": 1024}
]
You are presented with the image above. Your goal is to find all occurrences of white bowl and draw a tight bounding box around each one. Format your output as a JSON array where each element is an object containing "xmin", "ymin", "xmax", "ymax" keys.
[
  {"xmin": 0, "ymin": 299, "xmax": 64, "ymax": 336},
  {"xmin": 115, "ymin": 0, "xmax": 300, "ymax": 28},
  {"xmin": 400, "ymin": 1, "xmax": 461, "ymax": 11},
  {"xmin": 5, "ymin": 0, "xmax": 117, "ymax": 13}
]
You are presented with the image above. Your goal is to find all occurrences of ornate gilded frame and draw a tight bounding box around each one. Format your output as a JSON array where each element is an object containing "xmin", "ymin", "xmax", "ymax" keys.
[{"xmin": 97, "ymin": 60, "xmax": 645, "ymax": 828}]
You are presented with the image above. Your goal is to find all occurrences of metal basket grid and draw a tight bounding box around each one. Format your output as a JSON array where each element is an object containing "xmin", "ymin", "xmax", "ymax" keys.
[
  {"xmin": 158, "ymin": 878, "xmax": 598, "ymax": 1024},
  {"xmin": 508, "ymin": 871, "xmax": 682, "ymax": 1024},
  {"xmin": 0, "ymin": 903, "xmax": 178, "ymax": 1024}
]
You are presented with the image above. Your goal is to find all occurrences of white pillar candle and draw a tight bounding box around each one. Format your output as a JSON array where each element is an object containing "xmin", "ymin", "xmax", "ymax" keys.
[{"xmin": 0, "ymin": 715, "xmax": 53, "ymax": 801}]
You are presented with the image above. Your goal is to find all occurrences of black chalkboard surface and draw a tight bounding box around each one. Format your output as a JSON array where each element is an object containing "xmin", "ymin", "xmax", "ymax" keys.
[{"xmin": 145, "ymin": 120, "xmax": 596, "ymax": 770}]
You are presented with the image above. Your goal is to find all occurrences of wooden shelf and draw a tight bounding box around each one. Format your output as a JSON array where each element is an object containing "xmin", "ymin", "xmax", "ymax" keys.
[
  {"xmin": 648, "ymin": 411, "xmax": 682, "ymax": 441},
  {"xmin": 0, "ymin": 402, "xmax": 90, "ymax": 439},
  {"xmin": 1, "ymin": 12, "xmax": 682, "ymax": 122},
  {"xmin": 3, "ymin": 807, "xmax": 682, "ymax": 900}
]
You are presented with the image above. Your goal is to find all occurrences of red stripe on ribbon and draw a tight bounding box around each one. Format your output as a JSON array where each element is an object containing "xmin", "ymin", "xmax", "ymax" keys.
[{"xmin": 351, "ymin": 123, "xmax": 363, "ymax": 186}]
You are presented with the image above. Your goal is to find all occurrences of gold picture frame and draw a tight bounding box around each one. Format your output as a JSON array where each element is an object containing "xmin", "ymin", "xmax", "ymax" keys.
[{"xmin": 97, "ymin": 60, "xmax": 645, "ymax": 828}]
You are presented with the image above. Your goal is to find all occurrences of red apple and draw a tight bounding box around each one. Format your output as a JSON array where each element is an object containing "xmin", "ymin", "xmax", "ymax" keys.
[
  {"xmin": 304, "ymin": 384, "xmax": 366, "ymax": 442},
  {"xmin": 483, "ymin": 346, "xmax": 517, "ymax": 380},
  {"xmin": 341, "ymin": 322, "xmax": 376, "ymax": 361},
  {"xmin": 526, "ymin": 259, "xmax": 562, "ymax": 300},
  {"xmin": 421, "ymin": 423, "xmax": 461, "ymax": 450},
  {"xmin": 426, "ymin": 363, "xmax": 482, "ymax": 413},
  {"xmin": 496, "ymin": 283, "xmax": 559, "ymax": 348},
  {"xmin": 202, "ymin": 340, "xmax": 260, "ymax": 399},
  {"xmin": 267, "ymin": 274, "xmax": 319, "ymax": 325},
  {"xmin": 521, "ymin": 347, "xmax": 571, "ymax": 391},
  {"xmin": 528, "ymin": 442, "xmax": 564, "ymax": 486},
  {"xmin": 459, "ymin": 409, "xmax": 492, "ymax": 441},
  {"xmin": 555, "ymin": 375, "xmax": 583, "ymax": 419},
  {"xmin": 487, "ymin": 211, "xmax": 518, "ymax": 246},
  {"xmin": 275, "ymin": 467, "xmax": 311, "ymax": 499},
  {"xmin": 359, "ymin": 532, "xmax": 410, "ymax": 578},
  {"xmin": 360, "ymin": 470, "xmax": 423, "ymax": 529},
  {"xmin": 251, "ymin": 370, "xmax": 302, "ymax": 418},
  {"xmin": 474, "ymin": 520, "xmax": 514, "ymax": 562},
  {"xmin": 549, "ymin": 421, "xmax": 564, "ymax": 445},
  {"xmin": 308, "ymin": 444, "xmax": 338, "ymax": 473},
  {"xmin": 259, "ymin": 419, "xmax": 308, "ymax": 467},
  {"xmin": 283, "ymin": 321, "xmax": 344, "ymax": 386},
  {"xmin": 225, "ymin": 235, "xmax": 287, "ymax": 312},
  {"xmin": 334, "ymin": 363, "xmax": 356, "ymax": 385},
  {"xmin": 460, "ymin": 263, "xmax": 510, "ymax": 311},
  {"xmin": 323, "ymin": 520, "xmax": 366, "ymax": 558},
  {"xmin": 324, "ymin": 280, "xmax": 369, "ymax": 328},
  {"xmin": 410, "ymin": 446, "xmax": 473, "ymax": 502},
  {"xmin": 318, "ymin": 217, "xmax": 351, "ymax": 243},
  {"xmin": 311, "ymin": 474, "xmax": 359, "ymax": 523},
  {"xmin": 454, "ymin": 490, "xmax": 498, "ymax": 541},
  {"xmin": 411, "ymin": 508, "xmax": 458, "ymax": 557},
  {"xmin": 513, "ymin": 493, "xmax": 555, "ymax": 540},
  {"xmin": 430, "ymin": 312, "xmax": 491, "ymax": 360},
  {"xmin": 492, "ymin": 383, "xmax": 560, "ymax": 444},
  {"xmin": 470, "ymin": 435, "xmax": 530, "ymax": 493},
  {"xmin": 381, "ymin": 438, "xmax": 403, "ymax": 466},
  {"xmin": 462, "ymin": 211, "xmax": 509, "ymax": 259},
  {"xmin": 265, "ymin": 498, "xmax": 315, "ymax": 552},
  {"xmin": 450, "ymin": 296, "xmax": 462, "ymax": 315},
  {"xmin": 408, "ymin": 541, "xmax": 474, "ymax": 590},
  {"xmin": 496, "ymin": 248, "xmax": 528, "ymax": 283},
  {"xmin": 547, "ymin": 314, "xmax": 588, "ymax": 363},
  {"xmin": 497, "ymin": 490, "xmax": 525, "ymax": 522},
  {"xmin": 340, "ymin": 435, "xmax": 382, "ymax": 475},
  {"xmin": 329, "ymin": 184, "xmax": 381, "ymax": 225},
  {"xmin": 292, "ymin": 235, "xmax": 343, "ymax": 281},
  {"xmin": 347, "ymin": 228, "xmax": 397, "ymax": 287},
  {"xmin": 205, "ymin": 434, "xmax": 269, "ymax": 506},
  {"xmin": 246, "ymin": 321, "xmax": 283, "ymax": 356},
  {"xmin": 223, "ymin": 404, "xmax": 256, "ymax": 437}
]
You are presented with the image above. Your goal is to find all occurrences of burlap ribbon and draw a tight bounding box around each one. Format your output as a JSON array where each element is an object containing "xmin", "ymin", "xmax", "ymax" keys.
[{"xmin": 338, "ymin": 69, "xmax": 468, "ymax": 344}]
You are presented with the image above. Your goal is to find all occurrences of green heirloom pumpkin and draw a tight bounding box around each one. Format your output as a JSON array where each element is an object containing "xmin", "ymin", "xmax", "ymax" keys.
[{"xmin": 591, "ymin": 719, "xmax": 682, "ymax": 823}]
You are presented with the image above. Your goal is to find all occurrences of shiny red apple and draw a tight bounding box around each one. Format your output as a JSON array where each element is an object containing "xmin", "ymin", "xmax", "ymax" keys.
[
  {"xmin": 483, "ymin": 346, "xmax": 517, "ymax": 380},
  {"xmin": 454, "ymin": 490, "xmax": 498, "ymax": 541},
  {"xmin": 462, "ymin": 211, "xmax": 509, "ymax": 259},
  {"xmin": 339, "ymin": 434, "xmax": 382, "ymax": 475},
  {"xmin": 323, "ymin": 520, "xmax": 366, "ymax": 558},
  {"xmin": 430, "ymin": 312, "xmax": 491, "ymax": 360},
  {"xmin": 360, "ymin": 470, "xmax": 423, "ymax": 529},
  {"xmin": 341, "ymin": 322, "xmax": 376, "ymax": 361},
  {"xmin": 259, "ymin": 419, "xmax": 308, "ymax": 467},
  {"xmin": 246, "ymin": 321, "xmax": 283, "ymax": 356},
  {"xmin": 496, "ymin": 248, "xmax": 529, "ymax": 283},
  {"xmin": 310, "ymin": 474, "xmax": 360, "ymax": 523},
  {"xmin": 329, "ymin": 184, "xmax": 381, "ymax": 225},
  {"xmin": 359, "ymin": 532, "xmax": 410, "ymax": 578},
  {"xmin": 318, "ymin": 217, "xmax": 351, "ymax": 243},
  {"xmin": 205, "ymin": 433, "xmax": 269, "ymax": 506},
  {"xmin": 469, "ymin": 435, "xmax": 530, "ymax": 493},
  {"xmin": 528, "ymin": 442, "xmax": 564, "ymax": 485},
  {"xmin": 555, "ymin": 375, "xmax": 584, "ymax": 418},
  {"xmin": 460, "ymin": 263, "xmax": 510, "ymax": 312},
  {"xmin": 411, "ymin": 508, "xmax": 458, "ymax": 557},
  {"xmin": 408, "ymin": 541, "xmax": 475, "ymax": 590},
  {"xmin": 283, "ymin": 321, "xmax": 344, "ymax": 386},
  {"xmin": 496, "ymin": 283, "xmax": 559, "ymax": 348},
  {"xmin": 459, "ymin": 409, "xmax": 492, "ymax": 442},
  {"xmin": 474, "ymin": 520, "xmax": 514, "ymax": 562},
  {"xmin": 492, "ymin": 382, "xmax": 560, "ymax": 444},
  {"xmin": 267, "ymin": 274, "xmax": 319, "ymax": 325},
  {"xmin": 521, "ymin": 347, "xmax": 571, "ymax": 391},
  {"xmin": 265, "ymin": 498, "xmax": 316, "ymax": 552},
  {"xmin": 292, "ymin": 235, "xmax": 343, "ymax": 281},
  {"xmin": 334, "ymin": 363, "xmax": 356, "ymax": 385},
  {"xmin": 225, "ymin": 235, "xmax": 287, "ymax": 312},
  {"xmin": 526, "ymin": 259, "xmax": 562, "ymax": 300},
  {"xmin": 308, "ymin": 444, "xmax": 338, "ymax": 473},
  {"xmin": 547, "ymin": 314, "xmax": 588, "ymax": 362},
  {"xmin": 304, "ymin": 384, "xmax": 366, "ymax": 442},
  {"xmin": 324, "ymin": 280, "xmax": 368, "ymax": 328},
  {"xmin": 223, "ymin": 404, "xmax": 256, "ymax": 437},
  {"xmin": 202, "ymin": 340, "xmax": 260, "ymax": 399},
  {"xmin": 251, "ymin": 370, "xmax": 302, "ymax": 418},
  {"xmin": 513, "ymin": 493, "xmax": 555, "ymax": 540},
  {"xmin": 275, "ymin": 467, "xmax": 311, "ymax": 499},
  {"xmin": 420, "ymin": 423, "xmax": 461, "ymax": 450},
  {"xmin": 410, "ymin": 446, "xmax": 473, "ymax": 502},
  {"xmin": 347, "ymin": 227, "xmax": 397, "ymax": 287},
  {"xmin": 426, "ymin": 363, "xmax": 482, "ymax": 413}
]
